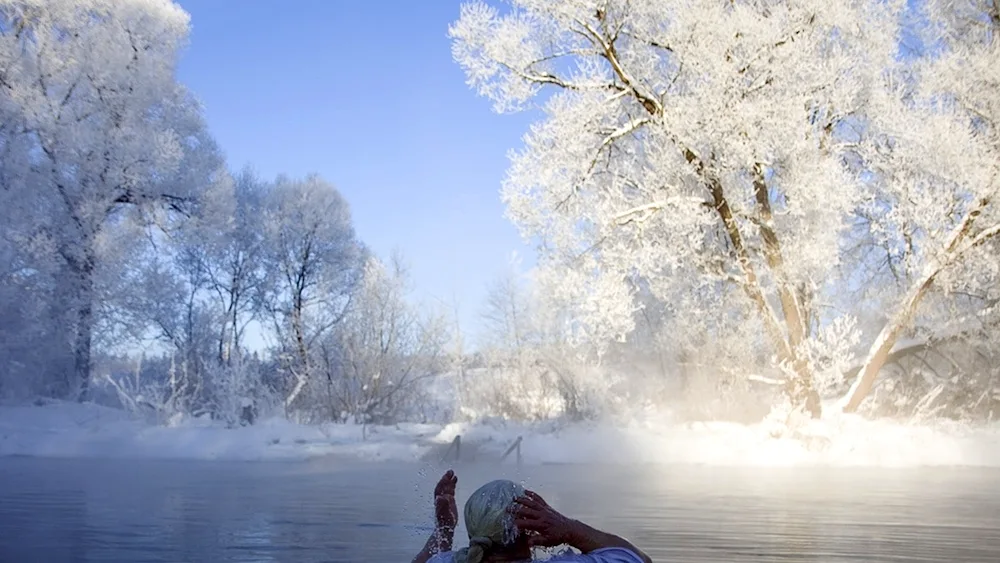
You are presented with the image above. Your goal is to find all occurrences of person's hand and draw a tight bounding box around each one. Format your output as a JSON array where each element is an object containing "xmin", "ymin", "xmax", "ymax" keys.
[
  {"xmin": 511, "ymin": 490, "xmax": 577, "ymax": 548},
  {"xmin": 433, "ymin": 469, "xmax": 458, "ymax": 534}
]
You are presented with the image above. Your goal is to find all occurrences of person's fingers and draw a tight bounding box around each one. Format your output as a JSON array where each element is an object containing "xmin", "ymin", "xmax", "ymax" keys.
[
  {"xmin": 513, "ymin": 518, "xmax": 541, "ymax": 531},
  {"xmin": 525, "ymin": 533, "xmax": 557, "ymax": 548},
  {"xmin": 513, "ymin": 513, "xmax": 546, "ymax": 529},
  {"xmin": 524, "ymin": 490, "xmax": 549, "ymax": 506},
  {"xmin": 526, "ymin": 535, "xmax": 551, "ymax": 548},
  {"xmin": 510, "ymin": 502, "xmax": 544, "ymax": 519},
  {"xmin": 512, "ymin": 507, "xmax": 541, "ymax": 521},
  {"xmin": 521, "ymin": 491, "xmax": 547, "ymax": 508},
  {"xmin": 514, "ymin": 494, "xmax": 545, "ymax": 511}
]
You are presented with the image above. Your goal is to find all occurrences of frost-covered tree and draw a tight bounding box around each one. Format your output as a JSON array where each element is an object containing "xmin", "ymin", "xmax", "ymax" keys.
[
  {"xmin": 473, "ymin": 268, "xmax": 556, "ymax": 419},
  {"xmin": 126, "ymin": 238, "xmax": 218, "ymax": 403},
  {"xmin": 260, "ymin": 174, "xmax": 365, "ymax": 410},
  {"xmin": 470, "ymin": 264, "xmax": 619, "ymax": 421},
  {"xmin": 0, "ymin": 221, "xmax": 70, "ymax": 397},
  {"xmin": 0, "ymin": 126, "xmax": 70, "ymax": 397},
  {"xmin": 0, "ymin": 0, "xmax": 226, "ymax": 399},
  {"xmin": 322, "ymin": 254, "xmax": 449, "ymax": 424},
  {"xmin": 197, "ymin": 167, "xmax": 268, "ymax": 366},
  {"xmin": 451, "ymin": 0, "xmax": 902, "ymax": 417},
  {"xmin": 451, "ymin": 0, "xmax": 1000, "ymax": 419},
  {"xmin": 838, "ymin": 0, "xmax": 1000, "ymax": 411},
  {"xmin": 108, "ymin": 167, "xmax": 267, "ymax": 412},
  {"xmin": 481, "ymin": 265, "xmax": 535, "ymax": 353}
]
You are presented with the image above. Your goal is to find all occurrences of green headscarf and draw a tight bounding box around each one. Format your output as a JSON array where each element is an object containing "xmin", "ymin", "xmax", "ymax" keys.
[{"xmin": 453, "ymin": 479, "xmax": 526, "ymax": 563}]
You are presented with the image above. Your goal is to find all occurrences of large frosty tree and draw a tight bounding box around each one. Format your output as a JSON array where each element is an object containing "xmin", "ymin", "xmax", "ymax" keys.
[
  {"xmin": 261, "ymin": 174, "xmax": 364, "ymax": 410},
  {"xmin": 451, "ymin": 0, "xmax": 999, "ymax": 418},
  {"xmin": 0, "ymin": 0, "xmax": 226, "ymax": 399},
  {"xmin": 838, "ymin": 0, "xmax": 1000, "ymax": 411}
]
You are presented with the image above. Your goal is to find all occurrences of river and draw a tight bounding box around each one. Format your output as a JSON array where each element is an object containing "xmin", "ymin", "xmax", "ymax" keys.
[{"xmin": 1, "ymin": 457, "xmax": 998, "ymax": 562}]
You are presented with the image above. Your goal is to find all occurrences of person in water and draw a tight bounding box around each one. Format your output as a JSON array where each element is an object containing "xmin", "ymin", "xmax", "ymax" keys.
[{"xmin": 412, "ymin": 470, "xmax": 652, "ymax": 563}]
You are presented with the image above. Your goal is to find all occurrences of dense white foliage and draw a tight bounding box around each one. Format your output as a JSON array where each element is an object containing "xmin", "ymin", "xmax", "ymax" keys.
[
  {"xmin": 451, "ymin": 0, "xmax": 1000, "ymax": 417},
  {"xmin": 0, "ymin": 0, "xmax": 226, "ymax": 398}
]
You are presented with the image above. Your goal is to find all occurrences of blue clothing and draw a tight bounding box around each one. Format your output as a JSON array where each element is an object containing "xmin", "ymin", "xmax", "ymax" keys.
[{"xmin": 427, "ymin": 547, "xmax": 645, "ymax": 563}]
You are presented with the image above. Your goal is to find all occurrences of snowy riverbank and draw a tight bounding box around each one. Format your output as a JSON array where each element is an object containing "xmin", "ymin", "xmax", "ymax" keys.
[{"xmin": 2, "ymin": 400, "xmax": 999, "ymax": 467}]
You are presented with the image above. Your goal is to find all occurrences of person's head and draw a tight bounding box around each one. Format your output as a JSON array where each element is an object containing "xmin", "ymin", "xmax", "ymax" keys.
[{"xmin": 453, "ymin": 479, "xmax": 529, "ymax": 563}]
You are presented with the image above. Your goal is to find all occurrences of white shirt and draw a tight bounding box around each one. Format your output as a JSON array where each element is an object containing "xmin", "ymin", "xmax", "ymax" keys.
[{"xmin": 427, "ymin": 547, "xmax": 645, "ymax": 563}]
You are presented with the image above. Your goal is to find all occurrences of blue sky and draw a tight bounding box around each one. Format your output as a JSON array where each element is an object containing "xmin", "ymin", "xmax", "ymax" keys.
[{"xmin": 174, "ymin": 0, "xmax": 537, "ymax": 341}]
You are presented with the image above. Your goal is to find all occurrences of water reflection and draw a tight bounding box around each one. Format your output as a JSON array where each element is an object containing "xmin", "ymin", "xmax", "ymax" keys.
[
  {"xmin": 0, "ymin": 458, "xmax": 999, "ymax": 562},
  {"xmin": 0, "ymin": 472, "xmax": 88, "ymax": 563}
]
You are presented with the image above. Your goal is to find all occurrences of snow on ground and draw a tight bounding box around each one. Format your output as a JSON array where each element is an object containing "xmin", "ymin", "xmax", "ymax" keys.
[
  {"xmin": 1, "ymin": 399, "xmax": 999, "ymax": 467},
  {"xmin": 0, "ymin": 400, "xmax": 434, "ymax": 462}
]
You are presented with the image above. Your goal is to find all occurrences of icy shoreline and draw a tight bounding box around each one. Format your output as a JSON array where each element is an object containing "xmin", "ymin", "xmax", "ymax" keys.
[{"xmin": 1, "ymin": 400, "xmax": 999, "ymax": 467}]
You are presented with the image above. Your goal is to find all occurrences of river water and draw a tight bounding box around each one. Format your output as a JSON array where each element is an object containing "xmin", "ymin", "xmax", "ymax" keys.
[{"xmin": 1, "ymin": 457, "xmax": 998, "ymax": 562}]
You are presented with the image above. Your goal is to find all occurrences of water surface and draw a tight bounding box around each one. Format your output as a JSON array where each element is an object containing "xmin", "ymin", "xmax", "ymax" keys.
[{"xmin": 1, "ymin": 457, "xmax": 998, "ymax": 562}]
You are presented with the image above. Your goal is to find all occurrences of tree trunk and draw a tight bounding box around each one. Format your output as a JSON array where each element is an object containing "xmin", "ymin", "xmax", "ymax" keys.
[
  {"xmin": 785, "ymin": 364, "xmax": 822, "ymax": 418},
  {"xmin": 751, "ymin": 166, "xmax": 820, "ymax": 418},
  {"xmin": 840, "ymin": 201, "xmax": 993, "ymax": 412},
  {"xmin": 284, "ymin": 372, "xmax": 308, "ymax": 411},
  {"xmin": 705, "ymin": 168, "xmax": 821, "ymax": 418},
  {"xmin": 230, "ymin": 289, "xmax": 242, "ymax": 363},
  {"xmin": 753, "ymin": 167, "xmax": 808, "ymax": 349},
  {"xmin": 73, "ymin": 265, "xmax": 94, "ymax": 402},
  {"xmin": 284, "ymin": 305, "xmax": 311, "ymax": 410},
  {"xmin": 840, "ymin": 269, "xmax": 937, "ymax": 412}
]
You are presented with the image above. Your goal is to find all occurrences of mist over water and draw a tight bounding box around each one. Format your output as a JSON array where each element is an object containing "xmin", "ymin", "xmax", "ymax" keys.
[{"xmin": 2, "ymin": 458, "xmax": 998, "ymax": 562}]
